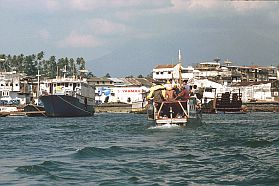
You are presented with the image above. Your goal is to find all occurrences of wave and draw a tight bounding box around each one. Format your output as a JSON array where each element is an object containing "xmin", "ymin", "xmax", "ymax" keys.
[
  {"xmin": 244, "ymin": 139, "xmax": 273, "ymax": 148},
  {"xmin": 73, "ymin": 146, "xmax": 126, "ymax": 159},
  {"xmin": 16, "ymin": 160, "xmax": 68, "ymax": 176}
]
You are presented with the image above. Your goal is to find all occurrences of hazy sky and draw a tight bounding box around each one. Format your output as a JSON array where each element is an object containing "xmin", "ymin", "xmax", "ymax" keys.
[{"xmin": 0, "ymin": 0, "xmax": 278, "ymax": 77}]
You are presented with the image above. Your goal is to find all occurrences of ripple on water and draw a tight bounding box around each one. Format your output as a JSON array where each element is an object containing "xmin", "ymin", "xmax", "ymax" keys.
[{"xmin": 0, "ymin": 112, "xmax": 278, "ymax": 185}]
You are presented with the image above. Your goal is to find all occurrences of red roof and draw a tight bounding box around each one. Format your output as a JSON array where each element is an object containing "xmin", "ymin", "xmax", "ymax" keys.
[{"xmin": 154, "ymin": 64, "xmax": 177, "ymax": 69}]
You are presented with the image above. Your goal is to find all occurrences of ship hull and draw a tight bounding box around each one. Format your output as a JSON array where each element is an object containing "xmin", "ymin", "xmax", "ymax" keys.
[{"xmin": 40, "ymin": 95, "xmax": 94, "ymax": 117}]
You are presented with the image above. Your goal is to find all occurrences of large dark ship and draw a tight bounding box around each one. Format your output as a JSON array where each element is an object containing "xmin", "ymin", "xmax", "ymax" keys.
[{"xmin": 39, "ymin": 77, "xmax": 95, "ymax": 117}]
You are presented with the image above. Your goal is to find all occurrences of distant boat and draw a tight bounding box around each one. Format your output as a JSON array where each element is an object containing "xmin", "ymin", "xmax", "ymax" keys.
[
  {"xmin": 39, "ymin": 77, "xmax": 95, "ymax": 117},
  {"xmin": 0, "ymin": 105, "xmax": 25, "ymax": 117},
  {"xmin": 201, "ymin": 87, "xmax": 246, "ymax": 114},
  {"xmin": 0, "ymin": 106, "xmax": 13, "ymax": 117}
]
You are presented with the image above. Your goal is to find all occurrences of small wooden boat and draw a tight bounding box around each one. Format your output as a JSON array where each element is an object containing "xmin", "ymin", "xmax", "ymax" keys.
[
  {"xmin": 23, "ymin": 104, "xmax": 46, "ymax": 117},
  {"xmin": 0, "ymin": 112, "xmax": 9, "ymax": 117},
  {"xmin": 147, "ymin": 97, "xmax": 202, "ymax": 126}
]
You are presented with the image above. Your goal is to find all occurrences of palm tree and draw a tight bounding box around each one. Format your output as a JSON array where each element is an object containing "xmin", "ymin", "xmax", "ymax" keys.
[
  {"xmin": 87, "ymin": 72, "xmax": 95, "ymax": 78},
  {"xmin": 105, "ymin": 73, "xmax": 111, "ymax": 78}
]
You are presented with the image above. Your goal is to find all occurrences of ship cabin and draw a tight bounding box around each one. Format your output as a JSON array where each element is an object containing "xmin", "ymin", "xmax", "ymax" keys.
[{"xmin": 40, "ymin": 78, "xmax": 95, "ymax": 99}]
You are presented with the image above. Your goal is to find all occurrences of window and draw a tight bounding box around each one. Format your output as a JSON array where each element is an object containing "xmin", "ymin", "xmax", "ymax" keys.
[{"xmin": 2, "ymin": 91, "xmax": 9, "ymax": 96}]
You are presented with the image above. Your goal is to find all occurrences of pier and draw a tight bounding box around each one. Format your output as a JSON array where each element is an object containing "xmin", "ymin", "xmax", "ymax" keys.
[{"xmin": 244, "ymin": 102, "xmax": 279, "ymax": 112}]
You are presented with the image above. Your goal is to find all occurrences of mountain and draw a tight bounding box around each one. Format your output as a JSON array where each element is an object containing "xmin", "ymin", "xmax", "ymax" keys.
[{"xmin": 87, "ymin": 29, "xmax": 279, "ymax": 77}]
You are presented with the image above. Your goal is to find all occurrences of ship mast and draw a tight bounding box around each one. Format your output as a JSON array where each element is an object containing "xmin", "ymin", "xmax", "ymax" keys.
[
  {"xmin": 36, "ymin": 65, "xmax": 41, "ymax": 105},
  {"xmin": 178, "ymin": 49, "xmax": 183, "ymax": 85}
]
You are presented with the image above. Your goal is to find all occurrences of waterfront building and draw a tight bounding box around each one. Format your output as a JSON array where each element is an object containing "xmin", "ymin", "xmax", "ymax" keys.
[
  {"xmin": 89, "ymin": 77, "xmax": 152, "ymax": 105},
  {"xmin": 230, "ymin": 81, "xmax": 275, "ymax": 102},
  {"xmin": 271, "ymin": 80, "xmax": 279, "ymax": 102},
  {"xmin": 0, "ymin": 71, "xmax": 31, "ymax": 105}
]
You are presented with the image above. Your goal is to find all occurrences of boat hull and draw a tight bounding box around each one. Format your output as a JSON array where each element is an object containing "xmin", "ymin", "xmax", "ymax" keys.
[{"xmin": 40, "ymin": 95, "xmax": 94, "ymax": 117}]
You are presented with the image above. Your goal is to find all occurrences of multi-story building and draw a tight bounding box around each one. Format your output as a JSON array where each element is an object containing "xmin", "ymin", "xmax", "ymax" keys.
[
  {"xmin": 88, "ymin": 77, "xmax": 152, "ymax": 105},
  {"xmin": 0, "ymin": 71, "xmax": 31, "ymax": 105},
  {"xmin": 152, "ymin": 57, "xmax": 278, "ymax": 84}
]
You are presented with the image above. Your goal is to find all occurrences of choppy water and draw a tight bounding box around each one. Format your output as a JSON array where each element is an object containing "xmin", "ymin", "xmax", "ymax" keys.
[{"xmin": 0, "ymin": 112, "xmax": 279, "ymax": 185}]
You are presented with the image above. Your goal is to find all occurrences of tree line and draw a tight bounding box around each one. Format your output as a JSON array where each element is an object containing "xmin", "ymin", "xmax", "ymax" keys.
[
  {"xmin": 0, "ymin": 51, "xmax": 153, "ymax": 79},
  {"xmin": 0, "ymin": 51, "xmax": 93, "ymax": 79}
]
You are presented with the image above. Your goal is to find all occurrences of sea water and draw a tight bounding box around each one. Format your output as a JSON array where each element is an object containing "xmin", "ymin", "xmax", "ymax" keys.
[{"xmin": 0, "ymin": 112, "xmax": 279, "ymax": 185}]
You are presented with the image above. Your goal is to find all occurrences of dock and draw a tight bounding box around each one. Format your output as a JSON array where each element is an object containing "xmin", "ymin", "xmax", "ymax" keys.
[{"xmin": 0, "ymin": 111, "xmax": 46, "ymax": 117}]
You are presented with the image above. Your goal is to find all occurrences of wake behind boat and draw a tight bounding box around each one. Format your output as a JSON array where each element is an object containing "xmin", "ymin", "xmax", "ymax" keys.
[{"xmin": 39, "ymin": 77, "xmax": 95, "ymax": 117}]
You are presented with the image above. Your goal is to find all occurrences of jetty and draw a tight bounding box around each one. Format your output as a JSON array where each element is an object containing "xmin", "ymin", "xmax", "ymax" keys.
[
  {"xmin": 0, "ymin": 111, "xmax": 46, "ymax": 117},
  {"xmin": 244, "ymin": 102, "xmax": 279, "ymax": 112}
]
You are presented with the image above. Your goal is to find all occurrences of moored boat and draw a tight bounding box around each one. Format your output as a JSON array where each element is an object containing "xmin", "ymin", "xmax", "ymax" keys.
[
  {"xmin": 23, "ymin": 104, "xmax": 46, "ymax": 117},
  {"xmin": 201, "ymin": 88, "xmax": 247, "ymax": 114},
  {"xmin": 39, "ymin": 77, "xmax": 95, "ymax": 117}
]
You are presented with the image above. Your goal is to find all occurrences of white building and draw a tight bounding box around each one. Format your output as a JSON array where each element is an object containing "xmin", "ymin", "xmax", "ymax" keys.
[
  {"xmin": 230, "ymin": 81, "xmax": 273, "ymax": 102},
  {"xmin": 0, "ymin": 71, "xmax": 30, "ymax": 105},
  {"xmin": 95, "ymin": 86, "xmax": 148, "ymax": 104},
  {"xmin": 94, "ymin": 77, "xmax": 151, "ymax": 104}
]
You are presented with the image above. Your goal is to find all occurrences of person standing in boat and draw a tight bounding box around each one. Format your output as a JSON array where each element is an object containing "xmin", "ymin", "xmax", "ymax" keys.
[
  {"xmin": 175, "ymin": 85, "xmax": 190, "ymax": 116},
  {"xmin": 183, "ymin": 80, "xmax": 191, "ymax": 92},
  {"xmin": 164, "ymin": 81, "xmax": 176, "ymax": 101},
  {"xmin": 176, "ymin": 86, "xmax": 190, "ymax": 101},
  {"xmin": 147, "ymin": 83, "xmax": 165, "ymax": 111}
]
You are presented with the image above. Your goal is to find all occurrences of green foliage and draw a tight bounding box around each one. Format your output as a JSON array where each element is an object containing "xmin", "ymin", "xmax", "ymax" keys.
[
  {"xmin": 104, "ymin": 73, "xmax": 111, "ymax": 78},
  {"xmin": 0, "ymin": 52, "xmax": 88, "ymax": 79}
]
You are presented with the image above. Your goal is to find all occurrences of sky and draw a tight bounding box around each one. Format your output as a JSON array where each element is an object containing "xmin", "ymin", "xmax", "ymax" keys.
[{"xmin": 0, "ymin": 0, "xmax": 279, "ymax": 77}]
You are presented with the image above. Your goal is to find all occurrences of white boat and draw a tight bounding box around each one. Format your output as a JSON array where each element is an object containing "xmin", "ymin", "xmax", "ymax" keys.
[{"xmin": 0, "ymin": 106, "xmax": 23, "ymax": 117}]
